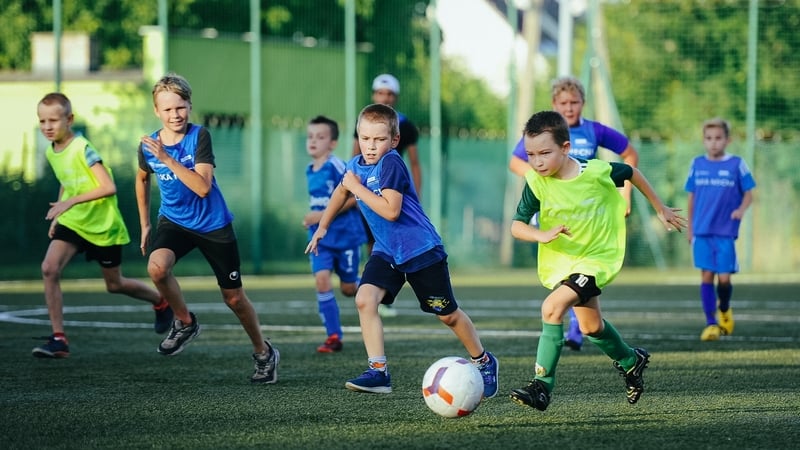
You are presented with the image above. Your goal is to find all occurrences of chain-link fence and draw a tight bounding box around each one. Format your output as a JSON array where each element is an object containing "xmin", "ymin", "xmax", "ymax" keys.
[{"xmin": 1, "ymin": 1, "xmax": 797, "ymax": 279}]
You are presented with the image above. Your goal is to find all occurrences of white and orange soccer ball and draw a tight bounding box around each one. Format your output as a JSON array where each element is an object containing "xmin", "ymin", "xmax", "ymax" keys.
[{"xmin": 422, "ymin": 356, "xmax": 484, "ymax": 418}]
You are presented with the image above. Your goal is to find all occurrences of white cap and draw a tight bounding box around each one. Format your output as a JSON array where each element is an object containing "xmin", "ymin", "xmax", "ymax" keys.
[{"xmin": 372, "ymin": 74, "xmax": 400, "ymax": 94}]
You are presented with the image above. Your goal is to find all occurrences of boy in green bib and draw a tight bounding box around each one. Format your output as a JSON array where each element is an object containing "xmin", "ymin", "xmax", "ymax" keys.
[
  {"xmin": 509, "ymin": 110, "xmax": 686, "ymax": 410},
  {"xmin": 33, "ymin": 92, "xmax": 171, "ymax": 359}
]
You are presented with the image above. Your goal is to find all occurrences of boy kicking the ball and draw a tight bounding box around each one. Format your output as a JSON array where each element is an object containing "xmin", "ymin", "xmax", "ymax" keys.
[
  {"xmin": 305, "ymin": 103, "xmax": 498, "ymax": 397},
  {"xmin": 508, "ymin": 111, "xmax": 686, "ymax": 410}
]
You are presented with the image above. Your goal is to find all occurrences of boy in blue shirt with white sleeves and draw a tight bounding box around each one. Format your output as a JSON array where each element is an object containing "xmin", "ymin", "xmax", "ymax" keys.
[{"xmin": 685, "ymin": 118, "xmax": 755, "ymax": 341}]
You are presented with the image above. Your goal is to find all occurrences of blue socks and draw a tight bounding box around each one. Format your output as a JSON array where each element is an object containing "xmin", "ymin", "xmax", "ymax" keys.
[
  {"xmin": 317, "ymin": 290, "xmax": 342, "ymax": 338},
  {"xmin": 700, "ymin": 282, "xmax": 717, "ymax": 325}
]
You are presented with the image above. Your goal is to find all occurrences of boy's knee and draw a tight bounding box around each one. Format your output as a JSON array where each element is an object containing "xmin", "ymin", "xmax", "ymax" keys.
[
  {"xmin": 341, "ymin": 284, "xmax": 358, "ymax": 297},
  {"xmin": 147, "ymin": 261, "xmax": 168, "ymax": 283},
  {"xmin": 104, "ymin": 280, "xmax": 124, "ymax": 294},
  {"xmin": 41, "ymin": 261, "xmax": 59, "ymax": 279}
]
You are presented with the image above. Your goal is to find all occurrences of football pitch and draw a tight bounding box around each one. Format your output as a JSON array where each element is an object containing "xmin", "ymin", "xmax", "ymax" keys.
[{"xmin": 1, "ymin": 270, "xmax": 798, "ymax": 449}]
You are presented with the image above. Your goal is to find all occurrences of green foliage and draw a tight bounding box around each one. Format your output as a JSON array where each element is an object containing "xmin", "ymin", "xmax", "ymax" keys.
[{"xmin": 601, "ymin": 0, "xmax": 800, "ymax": 139}]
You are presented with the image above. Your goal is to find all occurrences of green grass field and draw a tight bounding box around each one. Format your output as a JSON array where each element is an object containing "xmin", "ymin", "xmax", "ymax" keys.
[{"xmin": 1, "ymin": 270, "xmax": 798, "ymax": 449}]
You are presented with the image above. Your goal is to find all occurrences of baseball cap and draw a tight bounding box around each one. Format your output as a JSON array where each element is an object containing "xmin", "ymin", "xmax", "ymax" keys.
[{"xmin": 372, "ymin": 74, "xmax": 400, "ymax": 94}]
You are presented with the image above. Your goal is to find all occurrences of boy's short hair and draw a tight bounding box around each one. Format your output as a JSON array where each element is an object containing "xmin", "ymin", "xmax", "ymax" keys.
[
  {"xmin": 39, "ymin": 92, "xmax": 72, "ymax": 117},
  {"xmin": 309, "ymin": 115, "xmax": 339, "ymax": 141},
  {"xmin": 152, "ymin": 72, "xmax": 193, "ymax": 104},
  {"xmin": 524, "ymin": 110, "xmax": 571, "ymax": 146},
  {"xmin": 702, "ymin": 117, "xmax": 731, "ymax": 137},
  {"xmin": 551, "ymin": 76, "xmax": 586, "ymax": 102},
  {"xmin": 357, "ymin": 104, "xmax": 399, "ymax": 138}
]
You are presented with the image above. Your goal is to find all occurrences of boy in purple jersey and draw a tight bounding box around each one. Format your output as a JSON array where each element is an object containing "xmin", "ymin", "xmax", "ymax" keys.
[
  {"xmin": 509, "ymin": 76, "xmax": 640, "ymax": 351},
  {"xmin": 306, "ymin": 104, "xmax": 498, "ymax": 398},
  {"xmin": 136, "ymin": 73, "xmax": 279, "ymax": 383},
  {"xmin": 303, "ymin": 115, "xmax": 367, "ymax": 353},
  {"xmin": 684, "ymin": 118, "xmax": 755, "ymax": 341}
]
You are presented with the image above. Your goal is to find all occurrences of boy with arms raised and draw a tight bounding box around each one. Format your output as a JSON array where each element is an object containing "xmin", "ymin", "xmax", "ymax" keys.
[
  {"xmin": 306, "ymin": 104, "xmax": 498, "ymax": 397},
  {"xmin": 509, "ymin": 111, "xmax": 685, "ymax": 410},
  {"xmin": 509, "ymin": 76, "xmax": 640, "ymax": 351}
]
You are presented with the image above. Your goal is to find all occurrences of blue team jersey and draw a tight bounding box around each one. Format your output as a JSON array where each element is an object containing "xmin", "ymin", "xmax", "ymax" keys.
[
  {"xmin": 307, "ymin": 155, "xmax": 366, "ymax": 249},
  {"xmin": 684, "ymin": 154, "xmax": 756, "ymax": 239},
  {"xmin": 346, "ymin": 150, "xmax": 442, "ymax": 265},
  {"xmin": 138, "ymin": 124, "xmax": 234, "ymax": 233},
  {"xmin": 512, "ymin": 118, "xmax": 629, "ymax": 161}
]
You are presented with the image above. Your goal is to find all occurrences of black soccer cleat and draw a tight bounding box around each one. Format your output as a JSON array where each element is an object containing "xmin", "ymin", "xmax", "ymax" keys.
[
  {"xmin": 613, "ymin": 347, "xmax": 650, "ymax": 404},
  {"xmin": 510, "ymin": 379, "xmax": 551, "ymax": 411}
]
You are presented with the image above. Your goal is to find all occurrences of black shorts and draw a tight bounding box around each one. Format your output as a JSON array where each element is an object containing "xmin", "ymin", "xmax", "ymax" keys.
[
  {"xmin": 359, "ymin": 255, "xmax": 459, "ymax": 316},
  {"xmin": 560, "ymin": 273, "xmax": 602, "ymax": 304},
  {"xmin": 52, "ymin": 224, "xmax": 123, "ymax": 268},
  {"xmin": 151, "ymin": 218, "xmax": 243, "ymax": 289}
]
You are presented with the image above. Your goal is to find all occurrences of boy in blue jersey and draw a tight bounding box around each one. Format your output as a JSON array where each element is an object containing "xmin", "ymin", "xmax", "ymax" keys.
[
  {"xmin": 509, "ymin": 111, "xmax": 685, "ymax": 411},
  {"xmin": 306, "ymin": 104, "xmax": 499, "ymax": 397},
  {"xmin": 33, "ymin": 92, "xmax": 171, "ymax": 359},
  {"xmin": 684, "ymin": 118, "xmax": 755, "ymax": 341},
  {"xmin": 303, "ymin": 115, "xmax": 367, "ymax": 352},
  {"xmin": 351, "ymin": 74, "xmax": 421, "ymax": 318},
  {"xmin": 509, "ymin": 76, "xmax": 640, "ymax": 351},
  {"xmin": 135, "ymin": 73, "xmax": 279, "ymax": 383}
]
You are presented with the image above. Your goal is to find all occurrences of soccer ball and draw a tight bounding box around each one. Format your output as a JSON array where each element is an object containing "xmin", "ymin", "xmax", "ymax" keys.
[{"xmin": 422, "ymin": 356, "xmax": 484, "ymax": 418}]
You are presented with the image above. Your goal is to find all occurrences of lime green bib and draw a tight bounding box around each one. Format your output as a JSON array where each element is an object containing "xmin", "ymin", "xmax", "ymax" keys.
[
  {"xmin": 525, "ymin": 159, "xmax": 626, "ymax": 289},
  {"xmin": 46, "ymin": 136, "xmax": 130, "ymax": 246}
]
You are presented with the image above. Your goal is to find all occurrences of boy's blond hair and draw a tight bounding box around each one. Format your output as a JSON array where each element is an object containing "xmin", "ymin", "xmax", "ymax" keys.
[
  {"xmin": 702, "ymin": 117, "xmax": 731, "ymax": 137},
  {"xmin": 551, "ymin": 76, "xmax": 586, "ymax": 102},
  {"xmin": 152, "ymin": 72, "xmax": 193, "ymax": 104}
]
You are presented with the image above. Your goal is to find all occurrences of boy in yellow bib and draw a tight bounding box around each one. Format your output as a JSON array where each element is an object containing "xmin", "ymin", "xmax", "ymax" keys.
[
  {"xmin": 33, "ymin": 92, "xmax": 170, "ymax": 358},
  {"xmin": 509, "ymin": 111, "xmax": 686, "ymax": 410}
]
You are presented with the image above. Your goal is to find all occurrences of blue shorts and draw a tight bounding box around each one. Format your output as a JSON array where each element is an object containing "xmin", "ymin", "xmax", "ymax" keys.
[
  {"xmin": 151, "ymin": 218, "xmax": 244, "ymax": 289},
  {"xmin": 692, "ymin": 235, "xmax": 739, "ymax": 274},
  {"xmin": 52, "ymin": 224, "xmax": 123, "ymax": 268},
  {"xmin": 359, "ymin": 254, "xmax": 459, "ymax": 316},
  {"xmin": 309, "ymin": 245, "xmax": 361, "ymax": 283}
]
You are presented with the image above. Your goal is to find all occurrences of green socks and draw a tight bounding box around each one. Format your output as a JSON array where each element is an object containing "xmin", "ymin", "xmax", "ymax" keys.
[
  {"xmin": 533, "ymin": 322, "xmax": 564, "ymax": 392},
  {"xmin": 586, "ymin": 319, "xmax": 636, "ymax": 369}
]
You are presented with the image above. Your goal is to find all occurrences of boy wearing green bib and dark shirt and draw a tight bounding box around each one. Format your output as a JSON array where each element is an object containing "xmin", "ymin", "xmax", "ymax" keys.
[{"xmin": 508, "ymin": 111, "xmax": 686, "ymax": 411}]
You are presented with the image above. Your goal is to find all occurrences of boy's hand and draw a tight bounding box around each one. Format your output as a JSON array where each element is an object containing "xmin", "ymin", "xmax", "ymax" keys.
[
  {"xmin": 45, "ymin": 199, "xmax": 73, "ymax": 220},
  {"xmin": 47, "ymin": 219, "xmax": 58, "ymax": 239},
  {"xmin": 341, "ymin": 171, "xmax": 361, "ymax": 192},
  {"xmin": 140, "ymin": 136, "xmax": 167, "ymax": 161},
  {"xmin": 539, "ymin": 224, "xmax": 571, "ymax": 243},
  {"xmin": 305, "ymin": 228, "xmax": 328, "ymax": 256},
  {"xmin": 658, "ymin": 207, "xmax": 688, "ymax": 233}
]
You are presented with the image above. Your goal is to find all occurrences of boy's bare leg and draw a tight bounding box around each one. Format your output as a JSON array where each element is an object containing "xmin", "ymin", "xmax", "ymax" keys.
[
  {"xmin": 41, "ymin": 240, "xmax": 78, "ymax": 334},
  {"xmin": 100, "ymin": 265, "xmax": 161, "ymax": 304},
  {"xmin": 353, "ymin": 284, "xmax": 385, "ymax": 357},
  {"xmin": 222, "ymin": 287, "xmax": 268, "ymax": 354}
]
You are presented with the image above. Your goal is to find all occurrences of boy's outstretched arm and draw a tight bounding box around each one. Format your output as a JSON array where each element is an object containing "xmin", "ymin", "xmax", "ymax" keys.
[
  {"xmin": 511, "ymin": 220, "xmax": 571, "ymax": 244},
  {"xmin": 45, "ymin": 162, "xmax": 117, "ymax": 221},
  {"xmin": 305, "ymin": 184, "xmax": 350, "ymax": 255},
  {"xmin": 629, "ymin": 167, "xmax": 687, "ymax": 232}
]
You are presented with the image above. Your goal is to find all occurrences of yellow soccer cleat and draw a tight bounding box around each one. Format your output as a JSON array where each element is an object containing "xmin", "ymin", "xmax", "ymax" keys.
[
  {"xmin": 700, "ymin": 324, "xmax": 722, "ymax": 341},
  {"xmin": 717, "ymin": 308, "xmax": 734, "ymax": 335}
]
